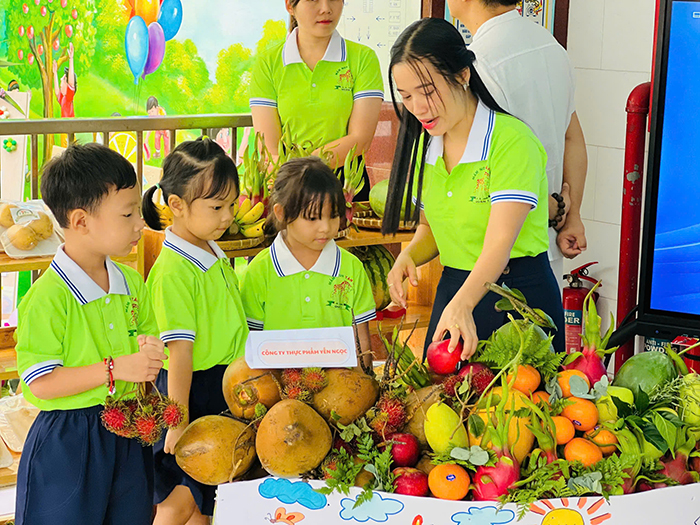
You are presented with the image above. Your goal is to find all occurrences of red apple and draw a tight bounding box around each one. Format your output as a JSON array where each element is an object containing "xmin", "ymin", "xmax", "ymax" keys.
[
  {"xmin": 28, "ymin": 53, "xmax": 34, "ymax": 65},
  {"xmin": 34, "ymin": 0, "xmax": 40, "ymax": 5},
  {"xmin": 40, "ymin": 6, "xmax": 47, "ymax": 15},
  {"xmin": 61, "ymin": 0, "xmax": 67, "ymax": 7},
  {"xmin": 393, "ymin": 467, "xmax": 429, "ymax": 497},
  {"xmin": 53, "ymin": 38, "xmax": 60, "ymax": 50},
  {"xmin": 65, "ymin": 24, "xmax": 73, "ymax": 38},
  {"xmin": 18, "ymin": 26, "xmax": 24, "ymax": 37},
  {"xmin": 17, "ymin": 49, "xmax": 24, "ymax": 60},
  {"xmin": 458, "ymin": 362, "xmax": 496, "ymax": 396},
  {"xmin": 71, "ymin": 8, "xmax": 77, "ymax": 19},
  {"xmin": 27, "ymin": 26, "xmax": 34, "ymax": 39},
  {"xmin": 22, "ymin": 3, "xmax": 29, "ymax": 13},
  {"xmin": 387, "ymin": 433, "xmax": 420, "ymax": 467},
  {"xmin": 426, "ymin": 339, "xmax": 463, "ymax": 375},
  {"xmin": 37, "ymin": 44, "xmax": 44, "ymax": 56}
]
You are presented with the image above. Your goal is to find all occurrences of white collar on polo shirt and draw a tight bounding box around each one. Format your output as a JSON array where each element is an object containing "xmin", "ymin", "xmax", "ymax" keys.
[
  {"xmin": 425, "ymin": 101, "xmax": 496, "ymax": 166},
  {"xmin": 282, "ymin": 28, "xmax": 347, "ymax": 66},
  {"xmin": 50, "ymin": 245, "xmax": 130, "ymax": 305},
  {"xmin": 162, "ymin": 227, "xmax": 227, "ymax": 273},
  {"xmin": 270, "ymin": 232, "xmax": 341, "ymax": 278}
]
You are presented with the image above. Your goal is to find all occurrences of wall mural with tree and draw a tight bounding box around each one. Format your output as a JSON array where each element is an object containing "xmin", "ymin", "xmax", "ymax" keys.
[{"xmin": 0, "ymin": 0, "xmax": 287, "ymax": 120}]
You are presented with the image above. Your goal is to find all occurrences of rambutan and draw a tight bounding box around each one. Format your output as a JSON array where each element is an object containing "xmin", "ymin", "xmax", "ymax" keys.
[
  {"xmin": 101, "ymin": 405, "xmax": 129, "ymax": 432},
  {"xmin": 162, "ymin": 402, "xmax": 187, "ymax": 429},
  {"xmin": 442, "ymin": 375, "xmax": 464, "ymax": 398},
  {"xmin": 301, "ymin": 368, "xmax": 328, "ymax": 393},
  {"xmin": 134, "ymin": 415, "xmax": 162, "ymax": 446},
  {"xmin": 320, "ymin": 453, "xmax": 339, "ymax": 479},
  {"xmin": 376, "ymin": 396, "xmax": 407, "ymax": 432},
  {"xmin": 283, "ymin": 385, "xmax": 311, "ymax": 403},
  {"xmin": 282, "ymin": 368, "xmax": 303, "ymax": 387}
]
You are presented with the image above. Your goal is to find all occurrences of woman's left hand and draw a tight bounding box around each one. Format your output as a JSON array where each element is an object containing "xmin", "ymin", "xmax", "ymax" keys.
[{"xmin": 432, "ymin": 297, "xmax": 478, "ymax": 361}]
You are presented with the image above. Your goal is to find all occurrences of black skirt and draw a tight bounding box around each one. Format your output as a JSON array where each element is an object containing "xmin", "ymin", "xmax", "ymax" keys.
[{"xmin": 423, "ymin": 252, "xmax": 564, "ymax": 358}]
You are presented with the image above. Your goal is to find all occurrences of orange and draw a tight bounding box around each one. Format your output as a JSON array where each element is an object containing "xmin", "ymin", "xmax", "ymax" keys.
[
  {"xmin": 561, "ymin": 397, "xmax": 598, "ymax": 432},
  {"xmin": 507, "ymin": 365, "xmax": 541, "ymax": 395},
  {"xmin": 557, "ymin": 370, "xmax": 591, "ymax": 398},
  {"xmin": 584, "ymin": 426, "xmax": 618, "ymax": 455},
  {"xmin": 428, "ymin": 463, "xmax": 471, "ymax": 500},
  {"xmin": 564, "ymin": 437, "xmax": 603, "ymax": 467},
  {"xmin": 552, "ymin": 415, "xmax": 575, "ymax": 445},
  {"xmin": 531, "ymin": 391, "xmax": 550, "ymax": 406}
]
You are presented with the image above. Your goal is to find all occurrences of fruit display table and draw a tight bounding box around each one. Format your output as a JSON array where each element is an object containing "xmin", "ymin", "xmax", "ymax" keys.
[{"xmin": 215, "ymin": 478, "xmax": 700, "ymax": 524}]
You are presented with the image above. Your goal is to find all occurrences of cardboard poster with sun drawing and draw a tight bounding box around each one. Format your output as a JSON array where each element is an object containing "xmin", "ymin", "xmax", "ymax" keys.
[{"xmin": 215, "ymin": 478, "xmax": 700, "ymax": 525}]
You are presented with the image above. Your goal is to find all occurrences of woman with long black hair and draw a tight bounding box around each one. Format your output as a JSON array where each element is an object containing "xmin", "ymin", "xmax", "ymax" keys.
[{"xmin": 383, "ymin": 18, "xmax": 564, "ymax": 359}]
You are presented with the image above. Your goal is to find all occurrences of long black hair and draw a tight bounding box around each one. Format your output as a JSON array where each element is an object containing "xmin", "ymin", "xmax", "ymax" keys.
[
  {"xmin": 264, "ymin": 156, "xmax": 345, "ymax": 241},
  {"xmin": 382, "ymin": 18, "xmax": 506, "ymax": 235},
  {"xmin": 142, "ymin": 137, "xmax": 239, "ymax": 230}
]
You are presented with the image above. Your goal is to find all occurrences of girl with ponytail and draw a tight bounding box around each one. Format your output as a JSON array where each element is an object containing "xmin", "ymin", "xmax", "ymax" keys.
[
  {"xmin": 383, "ymin": 18, "xmax": 564, "ymax": 360},
  {"xmin": 142, "ymin": 138, "xmax": 248, "ymax": 525}
]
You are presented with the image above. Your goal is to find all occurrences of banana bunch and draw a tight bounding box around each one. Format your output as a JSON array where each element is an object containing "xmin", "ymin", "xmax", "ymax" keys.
[{"xmin": 228, "ymin": 198, "xmax": 265, "ymax": 238}]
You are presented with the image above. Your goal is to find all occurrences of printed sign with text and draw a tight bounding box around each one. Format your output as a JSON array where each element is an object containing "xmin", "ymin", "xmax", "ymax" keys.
[{"xmin": 245, "ymin": 327, "xmax": 358, "ymax": 369}]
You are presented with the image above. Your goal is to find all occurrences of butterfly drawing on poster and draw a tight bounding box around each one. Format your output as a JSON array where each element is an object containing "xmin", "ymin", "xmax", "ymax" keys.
[{"xmin": 266, "ymin": 507, "xmax": 305, "ymax": 524}]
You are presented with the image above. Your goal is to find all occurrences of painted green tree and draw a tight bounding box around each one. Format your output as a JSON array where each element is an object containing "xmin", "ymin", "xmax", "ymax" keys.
[{"xmin": 6, "ymin": 0, "xmax": 96, "ymax": 119}]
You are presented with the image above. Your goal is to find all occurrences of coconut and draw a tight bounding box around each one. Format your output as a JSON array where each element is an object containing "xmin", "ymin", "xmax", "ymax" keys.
[
  {"xmin": 256, "ymin": 399, "xmax": 332, "ymax": 477},
  {"xmin": 174, "ymin": 415, "xmax": 256, "ymax": 485},
  {"xmin": 405, "ymin": 386, "xmax": 442, "ymax": 446},
  {"xmin": 312, "ymin": 368, "xmax": 379, "ymax": 425},
  {"xmin": 222, "ymin": 357, "xmax": 281, "ymax": 419}
]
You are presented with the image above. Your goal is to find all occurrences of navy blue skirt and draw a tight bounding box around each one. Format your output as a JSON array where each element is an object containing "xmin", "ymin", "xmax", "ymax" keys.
[
  {"xmin": 153, "ymin": 364, "xmax": 228, "ymax": 516},
  {"xmin": 16, "ymin": 405, "xmax": 154, "ymax": 525},
  {"xmin": 424, "ymin": 252, "xmax": 565, "ymax": 358}
]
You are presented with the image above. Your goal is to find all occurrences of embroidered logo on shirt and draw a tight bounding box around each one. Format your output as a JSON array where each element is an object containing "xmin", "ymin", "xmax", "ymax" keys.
[
  {"xmin": 327, "ymin": 275, "xmax": 353, "ymax": 310},
  {"xmin": 335, "ymin": 67, "xmax": 354, "ymax": 92},
  {"xmin": 126, "ymin": 296, "xmax": 139, "ymax": 335},
  {"xmin": 470, "ymin": 166, "xmax": 491, "ymax": 204}
]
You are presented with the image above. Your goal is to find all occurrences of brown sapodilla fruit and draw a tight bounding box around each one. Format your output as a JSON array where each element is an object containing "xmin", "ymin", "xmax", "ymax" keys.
[
  {"xmin": 174, "ymin": 415, "xmax": 256, "ymax": 485},
  {"xmin": 405, "ymin": 386, "xmax": 442, "ymax": 446},
  {"xmin": 222, "ymin": 357, "xmax": 281, "ymax": 419},
  {"xmin": 312, "ymin": 368, "xmax": 379, "ymax": 425},
  {"xmin": 256, "ymin": 399, "xmax": 331, "ymax": 477}
]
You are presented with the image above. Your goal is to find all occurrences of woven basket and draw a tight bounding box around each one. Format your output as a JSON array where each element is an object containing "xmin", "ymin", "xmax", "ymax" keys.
[{"xmin": 352, "ymin": 201, "xmax": 416, "ymax": 231}]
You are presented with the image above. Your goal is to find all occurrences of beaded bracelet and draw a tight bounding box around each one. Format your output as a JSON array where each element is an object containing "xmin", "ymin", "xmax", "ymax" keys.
[
  {"xmin": 104, "ymin": 356, "xmax": 115, "ymax": 395},
  {"xmin": 549, "ymin": 192, "xmax": 566, "ymax": 228}
]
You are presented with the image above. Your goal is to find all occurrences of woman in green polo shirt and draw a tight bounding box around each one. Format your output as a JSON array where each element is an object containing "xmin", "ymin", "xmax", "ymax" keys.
[
  {"xmin": 383, "ymin": 18, "xmax": 564, "ymax": 359},
  {"xmin": 249, "ymin": 0, "xmax": 384, "ymax": 200}
]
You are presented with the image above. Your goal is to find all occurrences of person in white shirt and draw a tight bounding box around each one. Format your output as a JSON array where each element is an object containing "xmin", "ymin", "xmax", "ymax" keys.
[{"xmin": 448, "ymin": 0, "xmax": 588, "ymax": 283}]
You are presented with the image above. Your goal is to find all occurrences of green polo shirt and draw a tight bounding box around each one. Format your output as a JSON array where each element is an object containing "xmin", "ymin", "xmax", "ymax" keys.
[
  {"xmin": 241, "ymin": 234, "xmax": 376, "ymax": 330},
  {"xmin": 147, "ymin": 229, "xmax": 248, "ymax": 371},
  {"xmin": 249, "ymin": 28, "xmax": 384, "ymax": 149},
  {"xmin": 413, "ymin": 103, "xmax": 549, "ymax": 271},
  {"xmin": 16, "ymin": 246, "xmax": 158, "ymax": 411}
]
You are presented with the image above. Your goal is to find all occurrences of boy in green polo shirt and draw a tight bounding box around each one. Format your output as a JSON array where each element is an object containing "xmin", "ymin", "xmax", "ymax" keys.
[{"xmin": 14, "ymin": 143, "xmax": 166, "ymax": 525}]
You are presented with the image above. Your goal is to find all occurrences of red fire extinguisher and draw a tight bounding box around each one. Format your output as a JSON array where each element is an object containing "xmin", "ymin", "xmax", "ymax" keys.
[{"xmin": 563, "ymin": 262, "xmax": 600, "ymax": 354}]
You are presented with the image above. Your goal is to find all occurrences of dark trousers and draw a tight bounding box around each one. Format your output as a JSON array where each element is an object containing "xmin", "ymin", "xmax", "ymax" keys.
[
  {"xmin": 424, "ymin": 252, "xmax": 564, "ymax": 359},
  {"xmin": 16, "ymin": 405, "xmax": 154, "ymax": 525}
]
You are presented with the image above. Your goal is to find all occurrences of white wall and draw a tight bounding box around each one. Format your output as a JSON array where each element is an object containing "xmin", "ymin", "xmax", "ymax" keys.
[{"xmin": 563, "ymin": 0, "xmax": 656, "ymax": 331}]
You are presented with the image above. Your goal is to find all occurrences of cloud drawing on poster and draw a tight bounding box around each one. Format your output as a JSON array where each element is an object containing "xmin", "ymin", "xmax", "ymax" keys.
[
  {"xmin": 339, "ymin": 492, "xmax": 403, "ymax": 522},
  {"xmin": 451, "ymin": 506, "xmax": 516, "ymax": 525},
  {"xmin": 258, "ymin": 478, "xmax": 327, "ymax": 511}
]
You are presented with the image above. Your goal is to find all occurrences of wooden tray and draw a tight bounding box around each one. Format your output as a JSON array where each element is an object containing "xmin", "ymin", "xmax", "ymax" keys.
[
  {"xmin": 216, "ymin": 235, "xmax": 264, "ymax": 251},
  {"xmin": 354, "ymin": 216, "xmax": 416, "ymax": 231}
]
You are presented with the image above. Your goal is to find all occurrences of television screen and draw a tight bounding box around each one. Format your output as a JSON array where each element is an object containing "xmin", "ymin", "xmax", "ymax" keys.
[{"xmin": 644, "ymin": 1, "xmax": 700, "ymax": 321}]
